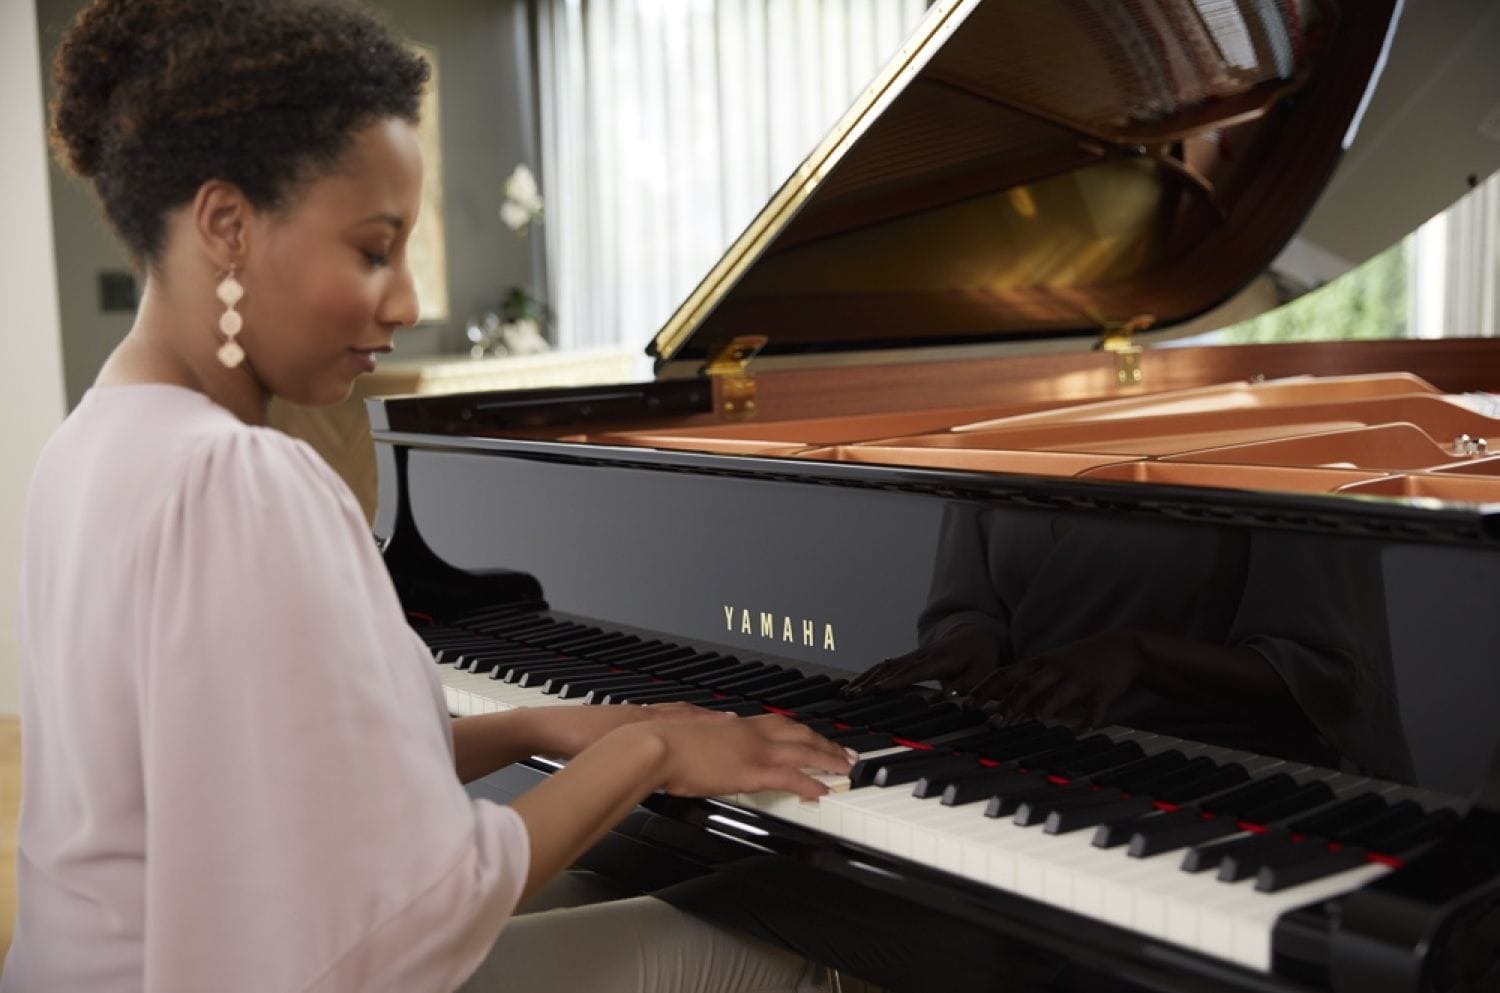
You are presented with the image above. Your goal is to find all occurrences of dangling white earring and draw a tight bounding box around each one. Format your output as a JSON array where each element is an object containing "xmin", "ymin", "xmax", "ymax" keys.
[{"xmin": 216, "ymin": 268, "xmax": 246, "ymax": 369}]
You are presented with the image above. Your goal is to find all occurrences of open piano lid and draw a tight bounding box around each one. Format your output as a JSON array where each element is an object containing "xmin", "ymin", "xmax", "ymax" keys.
[{"xmin": 649, "ymin": 0, "xmax": 1399, "ymax": 372}]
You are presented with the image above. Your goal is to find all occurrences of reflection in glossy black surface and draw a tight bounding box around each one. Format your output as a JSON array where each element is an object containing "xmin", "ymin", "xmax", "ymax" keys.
[{"xmin": 394, "ymin": 445, "xmax": 1500, "ymax": 800}]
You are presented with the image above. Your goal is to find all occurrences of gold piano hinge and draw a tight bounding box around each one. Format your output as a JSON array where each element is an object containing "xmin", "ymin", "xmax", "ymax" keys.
[
  {"xmin": 1099, "ymin": 314, "xmax": 1155, "ymax": 388},
  {"xmin": 705, "ymin": 335, "xmax": 768, "ymax": 420}
]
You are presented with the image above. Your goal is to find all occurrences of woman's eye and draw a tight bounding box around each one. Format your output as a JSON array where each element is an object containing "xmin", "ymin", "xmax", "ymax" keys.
[{"xmin": 362, "ymin": 250, "xmax": 390, "ymax": 268}]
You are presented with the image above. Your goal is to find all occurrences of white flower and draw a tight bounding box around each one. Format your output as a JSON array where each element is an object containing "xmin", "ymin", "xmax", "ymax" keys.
[
  {"xmin": 500, "ymin": 164, "xmax": 544, "ymax": 233},
  {"xmin": 499, "ymin": 200, "xmax": 533, "ymax": 232},
  {"xmin": 501, "ymin": 317, "xmax": 549, "ymax": 355}
]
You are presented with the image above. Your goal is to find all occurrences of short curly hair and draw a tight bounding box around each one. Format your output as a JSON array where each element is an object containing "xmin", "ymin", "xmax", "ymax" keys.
[{"xmin": 50, "ymin": 0, "xmax": 430, "ymax": 265}]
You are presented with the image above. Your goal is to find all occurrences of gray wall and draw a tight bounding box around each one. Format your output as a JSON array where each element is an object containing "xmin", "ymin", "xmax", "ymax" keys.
[{"xmin": 33, "ymin": 0, "xmax": 535, "ymax": 408}]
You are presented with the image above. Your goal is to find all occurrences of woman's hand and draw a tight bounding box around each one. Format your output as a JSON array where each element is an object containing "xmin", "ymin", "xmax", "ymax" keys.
[
  {"xmin": 843, "ymin": 624, "xmax": 1004, "ymax": 698},
  {"xmin": 538, "ymin": 702, "xmax": 730, "ymax": 759},
  {"xmin": 451, "ymin": 703, "xmax": 730, "ymax": 782},
  {"xmin": 634, "ymin": 713, "xmax": 855, "ymax": 800}
]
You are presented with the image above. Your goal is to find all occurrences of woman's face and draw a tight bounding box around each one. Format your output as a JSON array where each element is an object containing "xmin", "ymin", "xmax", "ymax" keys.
[{"xmin": 239, "ymin": 117, "xmax": 423, "ymax": 407}]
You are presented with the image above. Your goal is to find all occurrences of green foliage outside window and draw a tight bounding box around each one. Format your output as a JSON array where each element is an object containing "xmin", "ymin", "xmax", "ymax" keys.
[{"xmin": 1214, "ymin": 239, "xmax": 1409, "ymax": 343}]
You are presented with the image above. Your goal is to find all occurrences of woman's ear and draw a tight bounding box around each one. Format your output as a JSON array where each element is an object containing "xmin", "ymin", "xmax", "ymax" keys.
[{"xmin": 192, "ymin": 180, "xmax": 251, "ymax": 271}]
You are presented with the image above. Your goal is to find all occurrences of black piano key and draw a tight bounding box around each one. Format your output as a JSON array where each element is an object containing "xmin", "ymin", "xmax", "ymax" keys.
[
  {"xmin": 1217, "ymin": 834, "xmax": 1306, "ymax": 882},
  {"xmin": 510, "ymin": 660, "xmax": 609, "ymax": 684},
  {"xmin": 823, "ymin": 694, "xmax": 933, "ymax": 727},
  {"xmin": 1180, "ymin": 832, "xmax": 1278, "ymax": 874},
  {"xmin": 552, "ymin": 674, "xmax": 658, "ymax": 699},
  {"xmin": 692, "ymin": 662, "xmax": 776, "ymax": 689},
  {"xmin": 941, "ymin": 767, "xmax": 1039, "ymax": 806},
  {"xmin": 516, "ymin": 663, "xmax": 612, "ymax": 688},
  {"xmin": 492, "ymin": 657, "xmax": 564, "ymax": 681},
  {"xmin": 471, "ymin": 614, "xmax": 556, "ymax": 636},
  {"xmin": 874, "ymin": 754, "xmax": 980, "ymax": 789},
  {"xmin": 1054, "ymin": 741, "xmax": 1146, "ymax": 778},
  {"xmin": 978, "ymin": 725, "xmax": 1076, "ymax": 763},
  {"xmin": 1127, "ymin": 811, "xmax": 1241, "ymax": 858},
  {"xmin": 523, "ymin": 626, "xmax": 600, "ymax": 648},
  {"xmin": 795, "ymin": 718, "xmax": 843, "ymax": 737},
  {"xmin": 828, "ymin": 725, "xmax": 889, "ymax": 743},
  {"xmin": 848, "ymin": 749, "xmax": 942, "ymax": 788},
  {"xmin": 1289, "ymin": 793, "xmax": 1389, "ymax": 840},
  {"xmin": 836, "ymin": 731, "xmax": 899, "ymax": 753},
  {"xmin": 1255, "ymin": 846, "xmax": 1369, "ymax": 893},
  {"xmin": 604, "ymin": 688, "xmax": 720, "ymax": 706},
  {"xmin": 585, "ymin": 681, "xmax": 688, "ymax": 704},
  {"xmin": 1200, "ymin": 773, "xmax": 1297, "ymax": 818},
  {"xmin": 987, "ymin": 781, "xmax": 1095, "ymax": 820},
  {"xmin": 796, "ymin": 691, "xmax": 910, "ymax": 720},
  {"xmin": 1362, "ymin": 807, "xmax": 1460, "ymax": 854},
  {"xmin": 886, "ymin": 705, "xmax": 983, "ymax": 741},
  {"xmin": 760, "ymin": 677, "xmax": 840, "ymax": 709},
  {"xmin": 460, "ymin": 655, "xmax": 514, "ymax": 675},
  {"xmin": 1238, "ymin": 781, "xmax": 1335, "ymax": 824},
  {"xmin": 1046, "ymin": 794, "xmax": 1156, "ymax": 835},
  {"xmin": 920, "ymin": 727, "xmax": 1009, "ymax": 752},
  {"xmin": 551, "ymin": 632, "xmax": 637, "ymax": 655},
  {"xmin": 590, "ymin": 641, "xmax": 672, "ymax": 664},
  {"xmin": 484, "ymin": 621, "xmax": 568, "ymax": 644},
  {"xmin": 1093, "ymin": 811, "xmax": 1161, "ymax": 849},
  {"xmin": 1154, "ymin": 763, "xmax": 1251, "ymax": 804},
  {"xmin": 1015, "ymin": 787, "xmax": 1123, "ymax": 828},
  {"xmin": 1031, "ymin": 735, "xmax": 1115, "ymax": 775},
  {"xmin": 700, "ymin": 701, "xmax": 764, "ymax": 717},
  {"xmin": 913, "ymin": 762, "xmax": 1010, "ymax": 800},
  {"xmin": 459, "ymin": 642, "xmax": 566, "ymax": 663},
  {"xmin": 638, "ymin": 654, "xmax": 731, "ymax": 678},
  {"xmin": 710, "ymin": 668, "xmax": 803, "ymax": 695},
  {"xmin": 1088, "ymin": 750, "xmax": 1189, "ymax": 790},
  {"xmin": 1339, "ymin": 799, "xmax": 1426, "ymax": 847},
  {"xmin": 1127, "ymin": 755, "xmax": 1218, "ymax": 795},
  {"xmin": 613, "ymin": 645, "xmax": 700, "ymax": 668},
  {"xmin": 448, "ymin": 602, "xmax": 543, "ymax": 628}
]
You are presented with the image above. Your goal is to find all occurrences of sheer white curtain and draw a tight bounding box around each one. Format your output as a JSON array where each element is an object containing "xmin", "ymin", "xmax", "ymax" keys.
[
  {"xmin": 535, "ymin": 0, "xmax": 929, "ymax": 353},
  {"xmin": 1409, "ymin": 170, "xmax": 1500, "ymax": 339}
]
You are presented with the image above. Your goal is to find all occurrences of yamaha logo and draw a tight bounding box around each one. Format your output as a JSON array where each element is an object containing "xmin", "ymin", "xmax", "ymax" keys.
[{"xmin": 722, "ymin": 605, "xmax": 836, "ymax": 652}]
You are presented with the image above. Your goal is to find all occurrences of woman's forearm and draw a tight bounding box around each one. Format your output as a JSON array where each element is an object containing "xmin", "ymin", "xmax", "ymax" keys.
[
  {"xmin": 451, "ymin": 710, "xmax": 560, "ymax": 784},
  {"xmin": 507, "ymin": 724, "xmax": 668, "ymax": 904}
]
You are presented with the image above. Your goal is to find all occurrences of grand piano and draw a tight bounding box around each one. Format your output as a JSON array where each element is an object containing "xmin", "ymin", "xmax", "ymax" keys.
[{"xmin": 369, "ymin": 2, "xmax": 1500, "ymax": 990}]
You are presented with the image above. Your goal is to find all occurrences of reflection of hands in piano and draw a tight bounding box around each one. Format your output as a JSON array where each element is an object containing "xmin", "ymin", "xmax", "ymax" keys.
[
  {"xmin": 641, "ymin": 713, "xmax": 855, "ymax": 801},
  {"xmin": 971, "ymin": 631, "xmax": 1311, "ymax": 734},
  {"xmin": 969, "ymin": 630, "xmax": 1145, "ymax": 729},
  {"xmin": 842, "ymin": 624, "xmax": 1004, "ymax": 698}
]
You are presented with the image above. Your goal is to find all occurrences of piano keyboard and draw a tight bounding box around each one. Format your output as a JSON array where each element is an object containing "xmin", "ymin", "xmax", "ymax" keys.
[{"xmin": 421, "ymin": 605, "xmax": 1461, "ymax": 976}]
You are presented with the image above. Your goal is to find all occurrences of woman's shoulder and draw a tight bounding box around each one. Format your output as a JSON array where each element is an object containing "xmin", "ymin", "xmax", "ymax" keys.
[{"xmin": 61, "ymin": 384, "xmax": 361, "ymax": 526}]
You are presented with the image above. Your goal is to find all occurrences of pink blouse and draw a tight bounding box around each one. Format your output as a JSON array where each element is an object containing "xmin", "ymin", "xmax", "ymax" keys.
[{"xmin": 3, "ymin": 384, "xmax": 529, "ymax": 993}]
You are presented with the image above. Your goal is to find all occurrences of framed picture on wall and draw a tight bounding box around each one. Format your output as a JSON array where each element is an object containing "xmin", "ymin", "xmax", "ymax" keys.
[{"xmin": 408, "ymin": 41, "xmax": 450, "ymax": 324}]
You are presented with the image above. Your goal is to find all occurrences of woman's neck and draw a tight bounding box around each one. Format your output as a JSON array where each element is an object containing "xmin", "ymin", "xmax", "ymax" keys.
[{"xmin": 95, "ymin": 274, "xmax": 270, "ymax": 426}]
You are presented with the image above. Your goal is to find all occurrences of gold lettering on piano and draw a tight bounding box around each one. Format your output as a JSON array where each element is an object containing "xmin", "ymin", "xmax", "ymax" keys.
[{"xmin": 721, "ymin": 605, "xmax": 836, "ymax": 652}]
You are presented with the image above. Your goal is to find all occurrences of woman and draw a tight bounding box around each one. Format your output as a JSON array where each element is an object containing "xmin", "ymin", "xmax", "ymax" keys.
[{"xmin": 2, "ymin": 2, "xmax": 854, "ymax": 991}]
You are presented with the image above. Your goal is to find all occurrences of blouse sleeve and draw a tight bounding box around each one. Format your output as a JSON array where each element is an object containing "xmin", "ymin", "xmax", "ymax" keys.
[{"xmin": 135, "ymin": 428, "xmax": 528, "ymax": 993}]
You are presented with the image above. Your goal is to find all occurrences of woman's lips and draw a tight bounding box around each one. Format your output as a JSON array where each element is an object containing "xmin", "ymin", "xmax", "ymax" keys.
[{"xmin": 349, "ymin": 346, "xmax": 390, "ymax": 373}]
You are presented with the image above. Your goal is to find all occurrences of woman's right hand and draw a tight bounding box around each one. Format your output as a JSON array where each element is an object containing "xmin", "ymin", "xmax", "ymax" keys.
[{"xmin": 633, "ymin": 713, "xmax": 855, "ymax": 801}]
